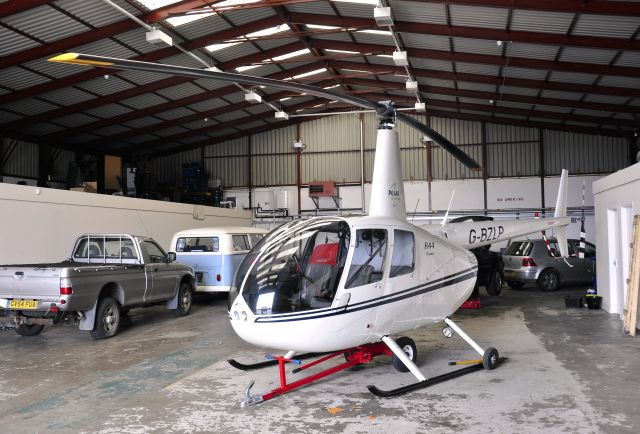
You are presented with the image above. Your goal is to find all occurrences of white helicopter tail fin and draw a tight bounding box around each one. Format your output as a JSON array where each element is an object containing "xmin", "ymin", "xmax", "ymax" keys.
[
  {"xmin": 441, "ymin": 190, "xmax": 455, "ymax": 227},
  {"xmin": 369, "ymin": 128, "xmax": 406, "ymax": 220},
  {"xmin": 554, "ymin": 169, "xmax": 569, "ymax": 256}
]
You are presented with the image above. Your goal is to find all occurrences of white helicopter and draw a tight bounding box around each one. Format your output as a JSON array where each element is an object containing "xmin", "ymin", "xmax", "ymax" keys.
[{"xmin": 50, "ymin": 53, "xmax": 572, "ymax": 406}]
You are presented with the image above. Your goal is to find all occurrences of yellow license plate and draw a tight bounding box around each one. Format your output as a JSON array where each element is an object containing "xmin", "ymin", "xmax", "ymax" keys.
[{"xmin": 9, "ymin": 299, "xmax": 38, "ymax": 309}]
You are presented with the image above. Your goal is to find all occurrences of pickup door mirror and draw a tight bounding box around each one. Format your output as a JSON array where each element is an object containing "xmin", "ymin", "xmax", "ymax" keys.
[{"xmin": 167, "ymin": 252, "xmax": 177, "ymax": 262}]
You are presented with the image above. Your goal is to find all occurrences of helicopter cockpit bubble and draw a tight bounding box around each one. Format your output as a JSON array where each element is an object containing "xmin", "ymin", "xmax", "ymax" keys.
[{"xmin": 230, "ymin": 218, "xmax": 351, "ymax": 316}]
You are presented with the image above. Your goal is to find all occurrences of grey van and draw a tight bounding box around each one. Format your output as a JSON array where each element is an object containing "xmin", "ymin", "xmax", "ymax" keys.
[{"xmin": 502, "ymin": 239, "xmax": 596, "ymax": 291}]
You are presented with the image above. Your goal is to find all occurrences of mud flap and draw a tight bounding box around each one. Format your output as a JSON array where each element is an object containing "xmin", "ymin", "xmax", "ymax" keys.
[
  {"xmin": 165, "ymin": 290, "xmax": 179, "ymax": 310},
  {"xmin": 78, "ymin": 300, "xmax": 98, "ymax": 330}
]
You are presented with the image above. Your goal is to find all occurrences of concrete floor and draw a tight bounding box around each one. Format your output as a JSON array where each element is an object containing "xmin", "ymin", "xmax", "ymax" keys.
[{"xmin": 1, "ymin": 286, "xmax": 638, "ymax": 434}]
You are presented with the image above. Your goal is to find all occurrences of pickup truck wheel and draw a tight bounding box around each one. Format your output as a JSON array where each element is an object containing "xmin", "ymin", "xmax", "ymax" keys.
[
  {"xmin": 15, "ymin": 323, "xmax": 45, "ymax": 336},
  {"xmin": 90, "ymin": 297, "xmax": 121, "ymax": 340},
  {"xmin": 172, "ymin": 283, "xmax": 193, "ymax": 317},
  {"xmin": 486, "ymin": 270, "xmax": 503, "ymax": 296}
]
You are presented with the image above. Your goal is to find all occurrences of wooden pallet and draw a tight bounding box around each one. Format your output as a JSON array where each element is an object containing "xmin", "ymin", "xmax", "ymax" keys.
[{"xmin": 624, "ymin": 215, "xmax": 640, "ymax": 336}]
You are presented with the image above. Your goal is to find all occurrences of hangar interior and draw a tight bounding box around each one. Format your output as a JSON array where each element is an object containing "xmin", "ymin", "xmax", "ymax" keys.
[{"xmin": 1, "ymin": 0, "xmax": 640, "ymax": 433}]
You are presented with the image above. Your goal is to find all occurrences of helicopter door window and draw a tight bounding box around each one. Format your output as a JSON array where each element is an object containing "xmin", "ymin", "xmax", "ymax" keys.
[
  {"xmin": 390, "ymin": 230, "xmax": 414, "ymax": 278},
  {"xmin": 345, "ymin": 229, "xmax": 388, "ymax": 289}
]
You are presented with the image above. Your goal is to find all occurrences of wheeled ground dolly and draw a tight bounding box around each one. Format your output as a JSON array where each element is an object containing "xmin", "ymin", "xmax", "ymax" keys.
[{"xmin": 228, "ymin": 317, "xmax": 505, "ymax": 406}]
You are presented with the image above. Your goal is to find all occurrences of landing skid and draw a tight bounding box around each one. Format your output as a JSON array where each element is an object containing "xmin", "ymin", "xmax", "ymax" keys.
[
  {"xmin": 228, "ymin": 352, "xmax": 328, "ymax": 371},
  {"xmin": 367, "ymin": 357, "xmax": 508, "ymax": 397}
]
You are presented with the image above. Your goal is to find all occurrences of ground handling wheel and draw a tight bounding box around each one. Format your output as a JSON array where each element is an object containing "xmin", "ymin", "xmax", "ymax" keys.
[
  {"xmin": 482, "ymin": 347, "xmax": 499, "ymax": 370},
  {"xmin": 392, "ymin": 337, "xmax": 418, "ymax": 373}
]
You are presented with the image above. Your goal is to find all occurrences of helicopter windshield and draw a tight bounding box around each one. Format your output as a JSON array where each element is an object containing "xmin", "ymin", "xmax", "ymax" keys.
[{"xmin": 238, "ymin": 218, "xmax": 350, "ymax": 315}]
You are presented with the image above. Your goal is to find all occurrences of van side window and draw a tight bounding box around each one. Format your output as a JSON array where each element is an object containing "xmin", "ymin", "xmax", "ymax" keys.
[
  {"xmin": 176, "ymin": 237, "xmax": 218, "ymax": 252},
  {"xmin": 390, "ymin": 230, "xmax": 414, "ymax": 278},
  {"xmin": 232, "ymin": 235, "xmax": 249, "ymax": 251},
  {"xmin": 248, "ymin": 234, "xmax": 263, "ymax": 248}
]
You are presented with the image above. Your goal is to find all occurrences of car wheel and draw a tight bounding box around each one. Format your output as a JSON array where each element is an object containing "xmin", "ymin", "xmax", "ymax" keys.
[
  {"xmin": 15, "ymin": 323, "xmax": 45, "ymax": 336},
  {"xmin": 172, "ymin": 283, "xmax": 193, "ymax": 317},
  {"xmin": 507, "ymin": 281, "xmax": 524, "ymax": 289},
  {"xmin": 90, "ymin": 297, "xmax": 121, "ymax": 340},
  {"xmin": 391, "ymin": 336, "xmax": 418, "ymax": 373},
  {"xmin": 486, "ymin": 270, "xmax": 503, "ymax": 296},
  {"xmin": 537, "ymin": 269, "xmax": 559, "ymax": 292}
]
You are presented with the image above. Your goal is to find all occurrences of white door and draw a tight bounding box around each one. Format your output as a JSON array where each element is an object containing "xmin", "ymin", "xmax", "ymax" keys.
[
  {"xmin": 619, "ymin": 206, "xmax": 633, "ymax": 317},
  {"xmin": 607, "ymin": 208, "xmax": 620, "ymax": 316}
]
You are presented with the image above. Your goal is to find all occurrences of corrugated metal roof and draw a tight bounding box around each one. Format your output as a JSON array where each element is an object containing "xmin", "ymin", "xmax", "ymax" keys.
[
  {"xmin": 449, "ymin": 5, "xmax": 509, "ymax": 30},
  {"xmin": 499, "ymin": 86, "xmax": 540, "ymax": 96},
  {"xmin": 548, "ymin": 71, "xmax": 598, "ymax": 85},
  {"xmin": 559, "ymin": 47, "xmax": 618, "ymax": 65},
  {"xmin": 285, "ymin": 2, "xmax": 335, "ymax": 15},
  {"xmin": 615, "ymin": 51, "xmax": 640, "ymax": 68},
  {"xmin": 409, "ymin": 58, "xmax": 453, "ymax": 72},
  {"xmin": 211, "ymin": 42, "xmax": 260, "ymax": 63},
  {"xmin": 113, "ymin": 28, "xmax": 159, "ymax": 54},
  {"xmin": 187, "ymin": 98, "xmax": 228, "ymax": 113},
  {"xmin": 583, "ymin": 94, "xmax": 630, "ymax": 104},
  {"xmin": 155, "ymin": 82, "xmax": 204, "ymax": 100},
  {"xmin": 256, "ymin": 37, "xmax": 300, "ymax": 52},
  {"xmin": 572, "ymin": 108, "xmax": 615, "ymax": 118},
  {"xmin": 0, "ymin": 66, "xmax": 51, "ymax": 90},
  {"xmin": 417, "ymin": 77, "xmax": 455, "ymax": 88},
  {"xmin": 174, "ymin": 15, "xmax": 231, "ymax": 41},
  {"xmin": 509, "ymin": 9, "xmax": 575, "ymax": 34},
  {"xmin": 120, "ymin": 93, "xmax": 169, "ymax": 110},
  {"xmin": 503, "ymin": 67, "xmax": 548, "ymax": 81},
  {"xmin": 159, "ymin": 52, "xmax": 208, "ymax": 68},
  {"xmin": 56, "ymin": 0, "xmax": 133, "ymax": 28},
  {"xmin": 225, "ymin": 7, "xmax": 276, "ymax": 26},
  {"xmin": 0, "ymin": 110, "xmax": 22, "ymax": 124},
  {"xmin": 333, "ymin": 3, "xmax": 376, "ymax": 19},
  {"xmin": 193, "ymin": 78, "xmax": 228, "ymax": 91},
  {"xmin": 457, "ymin": 96, "xmax": 493, "ymax": 106},
  {"xmin": 73, "ymin": 38, "xmax": 136, "ymax": 59},
  {"xmin": 390, "ymin": 1, "xmax": 447, "ymax": 25},
  {"xmin": 571, "ymin": 14, "xmax": 639, "ymax": 39},
  {"xmin": 26, "ymin": 122, "xmax": 66, "ymax": 136},
  {"xmin": 154, "ymin": 125, "xmax": 189, "ymax": 137},
  {"xmin": 117, "ymin": 69, "xmax": 168, "ymax": 85},
  {"xmin": 123, "ymin": 116, "xmax": 163, "ymax": 129},
  {"xmin": 453, "ymin": 37, "xmax": 502, "ymax": 56},
  {"xmin": 508, "ymin": 42, "xmax": 560, "ymax": 61},
  {"xmin": 51, "ymin": 112, "xmax": 99, "ymax": 128},
  {"xmin": 119, "ymin": 133, "xmax": 159, "ymax": 144},
  {"xmin": 155, "ymin": 107, "xmax": 196, "ymax": 120},
  {"xmin": 533, "ymin": 104, "xmax": 573, "ymax": 113},
  {"xmin": 93, "ymin": 124, "xmax": 132, "ymax": 136},
  {"xmin": 182, "ymin": 119, "xmax": 211, "ymax": 130},
  {"xmin": 39, "ymin": 87, "xmax": 95, "ymax": 105},
  {"xmin": 23, "ymin": 55, "xmax": 85, "ymax": 79},
  {"xmin": 83, "ymin": 103, "xmax": 133, "ymax": 119},
  {"xmin": 208, "ymin": 128, "xmax": 237, "ymax": 138},
  {"xmin": 3, "ymin": 98, "xmax": 59, "ymax": 116},
  {"xmin": 217, "ymin": 110, "xmax": 250, "ymax": 123},
  {"xmin": 1, "ymin": 5, "xmax": 89, "ymax": 43},
  {"xmin": 429, "ymin": 94, "xmax": 457, "ymax": 102},
  {"xmin": 496, "ymin": 100, "xmax": 533, "ymax": 110},
  {"xmin": 399, "ymin": 33, "xmax": 449, "ymax": 52},
  {"xmin": 310, "ymin": 31, "xmax": 353, "ymax": 43},
  {"xmin": 353, "ymin": 32, "xmax": 396, "ymax": 47},
  {"xmin": 77, "ymin": 76, "xmax": 136, "ymax": 96},
  {"xmin": 598, "ymin": 75, "xmax": 640, "ymax": 88},
  {"xmin": 454, "ymin": 62, "xmax": 500, "ymax": 76},
  {"xmin": 0, "ymin": 26, "xmax": 40, "ymax": 57},
  {"xmin": 540, "ymin": 89, "xmax": 584, "ymax": 100},
  {"xmin": 457, "ymin": 81, "xmax": 497, "ymax": 92}
]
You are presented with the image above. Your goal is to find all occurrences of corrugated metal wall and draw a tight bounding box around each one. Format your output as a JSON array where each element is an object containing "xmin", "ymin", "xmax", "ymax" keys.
[
  {"xmin": 3, "ymin": 139, "xmax": 38, "ymax": 178},
  {"xmin": 52, "ymin": 148, "xmax": 75, "ymax": 182},
  {"xmin": 544, "ymin": 130, "xmax": 627, "ymax": 175},
  {"xmin": 152, "ymin": 116, "xmax": 628, "ymax": 187},
  {"xmin": 155, "ymin": 147, "xmax": 200, "ymax": 186}
]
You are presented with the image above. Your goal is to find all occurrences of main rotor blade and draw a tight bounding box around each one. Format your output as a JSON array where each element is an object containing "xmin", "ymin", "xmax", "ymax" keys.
[{"xmin": 48, "ymin": 53, "xmax": 481, "ymax": 170}]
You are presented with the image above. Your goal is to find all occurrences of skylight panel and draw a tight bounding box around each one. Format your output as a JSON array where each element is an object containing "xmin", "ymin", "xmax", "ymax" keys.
[
  {"xmin": 358, "ymin": 29, "xmax": 392, "ymax": 36},
  {"xmin": 236, "ymin": 65, "xmax": 261, "ymax": 72},
  {"xmin": 205, "ymin": 41, "xmax": 242, "ymax": 52},
  {"xmin": 331, "ymin": 0, "xmax": 378, "ymax": 4},
  {"xmin": 306, "ymin": 24, "xmax": 341, "ymax": 30},
  {"xmin": 245, "ymin": 24, "xmax": 290, "ymax": 39},
  {"xmin": 292, "ymin": 68, "xmax": 327, "ymax": 79},
  {"xmin": 167, "ymin": 13, "xmax": 214, "ymax": 27},
  {"xmin": 272, "ymin": 48, "xmax": 311, "ymax": 61},
  {"xmin": 325, "ymin": 49, "xmax": 361, "ymax": 54},
  {"xmin": 137, "ymin": 0, "xmax": 181, "ymax": 10}
]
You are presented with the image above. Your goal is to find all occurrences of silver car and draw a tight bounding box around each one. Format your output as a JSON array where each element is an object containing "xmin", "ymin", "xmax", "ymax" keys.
[{"xmin": 502, "ymin": 239, "xmax": 596, "ymax": 291}]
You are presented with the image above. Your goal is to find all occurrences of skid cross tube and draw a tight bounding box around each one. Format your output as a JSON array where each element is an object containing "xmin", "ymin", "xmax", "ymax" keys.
[
  {"xmin": 240, "ymin": 343, "xmax": 391, "ymax": 407},
  {"xmin": 444, "ymin": 317, "xmax": 485, "ymax": 357}
]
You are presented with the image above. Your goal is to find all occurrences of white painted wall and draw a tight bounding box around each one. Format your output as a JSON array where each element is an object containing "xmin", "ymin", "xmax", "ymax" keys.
[
  {"xmin": 593, "ymin": 163, "xmax": 640, "ymax": 318},
  {"xmin": 0, "ymin": 183, "xmax": 252, "ymax": 265}
]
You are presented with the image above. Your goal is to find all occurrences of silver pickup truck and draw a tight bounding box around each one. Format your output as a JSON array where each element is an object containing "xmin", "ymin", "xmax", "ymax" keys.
[{"xmin": 0, "ymin": 234, "xmax": 196, "ymax": 339}]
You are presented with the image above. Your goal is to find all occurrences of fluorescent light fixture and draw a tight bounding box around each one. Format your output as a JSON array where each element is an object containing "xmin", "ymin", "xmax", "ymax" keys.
[
  {"xmin": 306, "ymin": 24, "xmax": 340, "ymax": 30},
  {"xmin": 331, "ymin": 0, "xmax": 378, "ymax": 4},
  {"xmin": 279, "ymin": 97, "xmax": 292, "ymax": 101},
  {"xmin": 235, "ymin": 65, "xmax": 260, "ymax": 72},
  {"xmin": 245, "ymin": 91, "xmax": 262, "ymax": 104},
  {"xmin": 374, "ymin": 6, "xmax": 393, "ymax": 26},
  {"xmin": 292, "ymin": 68, "xmax": 327, "ymax": 79},
  {"xmin": 205, "ymin": 41, "xmax": 242, "ymax": 52},
  {"xmin": 275, "ymin": 111, "xmax": 289, "ymax": 120},
  {"xmin": 340, "ymin": 68, "xmax": 369, "ymax": 73},
  {"xmin": 358, "ymin": 29, "xmax": 392, "ymax": 36},
  {"xmin": 272, "ymin": 48, "xmax": 311, "ymax": 61},
  {"xmin": 376, "ymin": 54, "xmax": 394, "ymax": 58},
  {"xmin": 145, "ymin": 29, "xmax": 172, "ymax": 46},
  {"xmin": 325, "ymin": 48, "xmax": 361, "ymax": 54},
  {"xmin": 312, "ymin": 103, "xmax": 324, "ymax": 108},
  {"xmin": 415, "ymin": 102, "xmax": 426, "ymax": 112},
  {"xmin": 393, "ymin": 50, "xmax": 408, "ymax": 66},
  {"xmin": 406, "ymin": 80, "xmax": 418, "ymax": 91},
  {"xmin": 323, "ymin": 84, "xmax": 340, "ymax": 89}
]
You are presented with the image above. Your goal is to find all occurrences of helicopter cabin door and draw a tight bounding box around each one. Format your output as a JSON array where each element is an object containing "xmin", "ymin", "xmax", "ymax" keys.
[{"xmin": 337, "ymin": 228, "xmax": 389, "ymax": 340}]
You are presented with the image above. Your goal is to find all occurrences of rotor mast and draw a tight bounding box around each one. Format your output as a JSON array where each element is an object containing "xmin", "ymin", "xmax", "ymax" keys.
[{"xmin": 368, "ymin": 102, "xmax": 407, "ymax": 221}]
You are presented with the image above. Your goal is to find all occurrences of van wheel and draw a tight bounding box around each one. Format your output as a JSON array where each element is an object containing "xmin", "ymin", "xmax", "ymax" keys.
[
  {"xmin": 90, "ymin": 297, "xmax": 121, "ymax": 340},
  {"xmin": 172, "ymin": 283, "xmax": 193, "ymax": 317},
  {"xmin": 486, "ymin": 270, "xmax": 503, "ymax": 296},
  {"xmin": 537, "ymin": 269, "xmax": 559, "ymax": 292},
  {"xmin": 15, "ymin": 324, "xmax": 44, "ymax": 336}
]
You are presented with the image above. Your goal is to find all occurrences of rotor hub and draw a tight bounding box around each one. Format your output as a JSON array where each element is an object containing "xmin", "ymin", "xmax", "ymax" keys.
[{"xmin": 376, "ymin": 101, "xmax": 396, "ymax": 130}]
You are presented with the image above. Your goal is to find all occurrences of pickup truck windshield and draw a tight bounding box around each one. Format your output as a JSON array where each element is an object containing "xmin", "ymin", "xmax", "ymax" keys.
[{"xmin": 73, "ymin": 236, "xmax": 139, "ymax": 263}]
